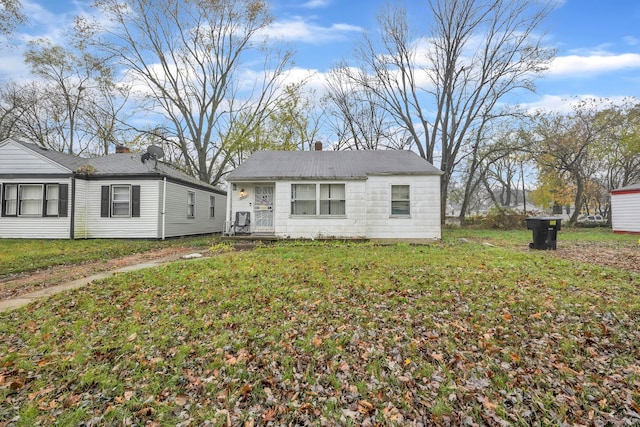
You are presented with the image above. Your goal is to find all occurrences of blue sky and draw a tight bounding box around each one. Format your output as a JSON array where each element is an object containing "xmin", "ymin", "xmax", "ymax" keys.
[{"xmin": 2, "ymin": 0, "xmax": 640, "ymax": 113}]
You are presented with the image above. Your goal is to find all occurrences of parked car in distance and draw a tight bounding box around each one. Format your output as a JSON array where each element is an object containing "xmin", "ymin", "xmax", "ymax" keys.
[{"xmin": 576, "ymin": 214, "xmax": 605, "ymax": 226}]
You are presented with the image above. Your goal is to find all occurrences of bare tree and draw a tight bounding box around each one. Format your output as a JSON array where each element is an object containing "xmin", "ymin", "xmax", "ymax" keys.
[
  {"xmin": 0, "ymin": 0, "xmax": 24, "ymax": 36},
  {"xmin": 333, "ymin": 0, "xmax": 556, "ymax": 220},
  {"xmin": 77, "ymin": 0, "xmax": 293, "ymax": 184}
]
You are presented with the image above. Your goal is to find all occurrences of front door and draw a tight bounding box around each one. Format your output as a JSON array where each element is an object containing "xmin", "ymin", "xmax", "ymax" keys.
[{"xmin": 254, "ymin": 185, "xmax": 274, "ymax": 233}]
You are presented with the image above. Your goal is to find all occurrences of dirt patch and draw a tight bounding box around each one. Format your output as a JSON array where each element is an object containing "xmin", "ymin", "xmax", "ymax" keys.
[
  {"xmin": 553, "ymin": 242, "xmax": 640, "ymax": 275},
  {"xmin": 0, "ymin": 247, "xmax": 206, "ymax": 300}
]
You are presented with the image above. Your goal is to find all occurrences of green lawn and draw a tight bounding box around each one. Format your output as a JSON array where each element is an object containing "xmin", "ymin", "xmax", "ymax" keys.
[
  {"xmin": 1, "ymin": 232, "xmax": 639, "ymax": 425},
  {"xmin": 0, "ymin": 236, "xmax": 214, "ymax": 277}
]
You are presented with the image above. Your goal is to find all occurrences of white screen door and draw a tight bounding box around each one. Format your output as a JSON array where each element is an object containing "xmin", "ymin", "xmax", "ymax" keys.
[{"xmin": 254, "ymin": 186, "xmax": 274, "ymax": 232}]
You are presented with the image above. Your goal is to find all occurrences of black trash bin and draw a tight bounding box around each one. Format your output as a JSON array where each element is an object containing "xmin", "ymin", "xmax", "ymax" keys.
[{"xmin": 526, "ymin": 217, "xmax": 562, "ymax": 250}]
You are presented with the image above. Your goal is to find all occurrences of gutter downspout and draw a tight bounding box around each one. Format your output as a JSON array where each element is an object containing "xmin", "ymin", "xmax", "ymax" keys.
[
  {"xmin": 162, "ymin": 177, "xmax": 167, "ymax": 240},
  {"xmin": 70, "ymin": 177, "xmax": 75, "ymax": 239}
]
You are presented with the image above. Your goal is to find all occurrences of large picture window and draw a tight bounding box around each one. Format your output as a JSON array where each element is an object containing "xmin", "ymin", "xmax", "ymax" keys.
[
  {"xmin": 391, "ymin": 185, "xmax": 410, "ymax": 216},
  {"xmin": 1, "ymin": 183, "xmax": 68, "ymax": 217},
  {"xmin": 291, "ymin": 183, "xmax": 346, "ymax": 216}
]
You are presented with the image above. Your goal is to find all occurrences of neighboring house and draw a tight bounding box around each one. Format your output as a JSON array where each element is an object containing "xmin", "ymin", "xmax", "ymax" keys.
[
  {"xmin": 611, "ymin": 183, "xmax": 640, "ymax": 234},
  {"xmin": 0, "ymin": 138, "xmax": 226, "ymax": 239},
  {"xmin": 224, "ymin": 147, "xmax": 443, "ymax": 240}
]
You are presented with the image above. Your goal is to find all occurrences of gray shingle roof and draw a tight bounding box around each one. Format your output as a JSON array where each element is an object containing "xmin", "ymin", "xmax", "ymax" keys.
[
  {"xmin": 18, "ymin": 140, "xmax": 223, "ymax": 193},
  {"xmin": 226, "ymin": 150, "xmax": 442, "ymax": 181}
]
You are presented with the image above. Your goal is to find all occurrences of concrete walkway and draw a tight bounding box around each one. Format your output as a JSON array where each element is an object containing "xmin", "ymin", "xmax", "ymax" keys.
[{"xmin": 0, "ymin": 253, "xmax": 204, "ymax": 313}]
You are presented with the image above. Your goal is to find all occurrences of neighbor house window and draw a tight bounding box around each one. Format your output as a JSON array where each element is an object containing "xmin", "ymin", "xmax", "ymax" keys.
[
  {"xmin": 391, "ymin": 185, "xmax": 410, "ymax": 216},
  {"xmin": 209, "ymin": 195, "xmax": 215, "ymax": 218},
  {"xmin": 187, "ymin": 191, "xmax": 195, "ymax": 218},
  {"xmin": 111, "ymin": 185, "xmax": 131, "ymax": 217},
  {"xmin": 1, "ymin": 183, "xmax": 68, "ymax": 217},
  {"xmin": 45, "ymin": 184, "xmax": 59, "ymax": 216},
  {"xmin": 320, "ymin": 184, "xmax": 345, "ymax": 215},
  {"xmin": 3, "ymin": 184, "xmax": 18, "ymax": 216},
  {"xmin": 100, "ymin": 185, "xmax": 139, "ymax": 218},
  {"xmin": 291, "ymin": 184, "xmax": 316, "ymax": 215}
]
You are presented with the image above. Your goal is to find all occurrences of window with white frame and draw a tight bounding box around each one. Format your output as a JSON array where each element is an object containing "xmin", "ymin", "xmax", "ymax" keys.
[
  {"xmin": 320, "ymin": 184, "xmax": 345, "ymax": 215},
  {"xmin": 187, "ymin": 191, "xmax": 196, "ymax": 218},
  {"xmin": 19, "ymin": 184, "xmax": 43, "ymax": 216},
  {"xmin": 45, "ymin": 184, "xmax": 59, "ymax": 216},
  {"xmin": 2, "ymin": 183, "xmax": 67, "ymax": 217},
  {"xmin": 291, "ymin": 183, "xmax": 346, "ymax": 216},
  {"xmin": 111, "ymin": 185, "xmax": 131, "ymax": 217},
  {"xmin": 3, "ymin": 184, "xmax": 18, "ymax": 216},
  {"xmin": 209, "ymin": 195, "xmax": 215, "ymax": 218},
  {"xmin": 291, "ymin": 184, "xmax": 316, "ymax": 215},
  {"xmin": 391, "ymin": 185, "xmax": 410, "ymax": 216}
]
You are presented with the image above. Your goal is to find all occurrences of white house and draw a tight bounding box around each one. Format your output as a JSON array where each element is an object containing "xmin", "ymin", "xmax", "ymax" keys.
[
  {"xmin": 611, "ymin": 183, "xmax": 640, "ymax": 234},
  {"xmin": 224, "ymin": 148, "xmax": 443, "ymax": 240},
  {"xmin": 0, "ymin": 138, "xmax": 226, "ymax": 239}
]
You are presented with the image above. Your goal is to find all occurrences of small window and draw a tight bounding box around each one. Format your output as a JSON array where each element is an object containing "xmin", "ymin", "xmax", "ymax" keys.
[
  {"xmin": 3, "ymin": 184, "xmax": 18, "ymax": 216},
  {"xmin": 291, "ymin": 184, "xmax": 316, "ymax": 215},
  {"xmin": 45, "ymin": 184, "xmax": 59, "ymax": 216},
  {"xmin": 187, "ymin": 191, "xmax": 195, "ymax": 218},
  {"xmin": 111, "ymin": 185, "xmax": 131, "ymax": 217},
  {"xmin": 391, "ymin": 185, "xmax": 410, "ymax": 216},
  {"xmin": 320, "ymin": 184, "xmax": 345, "ymax": 215},
  {"xmin": 209, "ymin": 195, "xmax": 215, "ymax": 218}
]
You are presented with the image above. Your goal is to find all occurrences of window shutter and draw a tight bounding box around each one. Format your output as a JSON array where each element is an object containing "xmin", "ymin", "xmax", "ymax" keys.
[
  {"xmin": 58, "ymin": 184, "xmax": 69, "ymax": 217},
  {"xmin": 131, "ymin": 185, "xmax": 140, "ymax": 217},
  {"xmin": 100, "ymin": 186, "xmax": 110, "ymax": 217}
]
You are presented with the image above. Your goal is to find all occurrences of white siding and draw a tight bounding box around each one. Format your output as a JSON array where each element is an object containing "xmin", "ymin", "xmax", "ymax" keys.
[
  {"xmin": 74, "ymin": 179, "xmax": 161, "ymax": 239},
  {"xmin": 365, "ymin": 175, "xmax": 441, "ymax": 239},
  {"xmin": 273, "ymin": 180, "xmax": 368, "ymax": 238},
  {"xmin": 611, "ymin": 191, "xmax": 640, "ymax": 233},
  {"xmin": 0, "ymin": 177, "xmax": 72, "ymax": 239},
  {"xmin": 0, "ymin": 140, "xmax": 70, "ymax": 174},
  {"xmin": 163, "ymin": 182, "xmax": 225, "ymax": 237},
  {"xmin": 228, "ymin": 176, "xmax": 441, "ymax": 240}
]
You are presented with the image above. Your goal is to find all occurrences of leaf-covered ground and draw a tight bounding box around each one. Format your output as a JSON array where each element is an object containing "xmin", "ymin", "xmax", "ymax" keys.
[{"xmin": 1, "ymin": 240, "xmax": 639, "ymax": 426}]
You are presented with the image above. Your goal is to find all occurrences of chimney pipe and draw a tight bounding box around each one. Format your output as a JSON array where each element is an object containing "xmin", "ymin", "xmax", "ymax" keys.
[
  {"xmin": 314, "ymin": 141, "xmax": 323, "ymax": 151},
  {"xmin": 115, "ymin": 145, "xmax": 130, "ymax": 154}
]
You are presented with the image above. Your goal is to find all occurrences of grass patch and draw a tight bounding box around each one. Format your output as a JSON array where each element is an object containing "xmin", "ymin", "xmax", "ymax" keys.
[
  {"xmin": 0, "ymin": 236, "xmax": 214, "ymax": 277},
  {"xmin": 1, "ymin": 234, "xmax": 639, "ymax": 425}
]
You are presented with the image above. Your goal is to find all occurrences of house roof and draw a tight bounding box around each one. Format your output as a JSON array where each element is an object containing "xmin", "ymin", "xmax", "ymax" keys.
[
  {"xmin": 611, "ymin": 183, "xmax": 640, "ymax": 194},
  {"xmin": 14, "ymin": 140, "xmax": 225, "ymax": 194},
  {"xmin": 226, "ymin": 150, "xmax": 443, "ymax": 181}
]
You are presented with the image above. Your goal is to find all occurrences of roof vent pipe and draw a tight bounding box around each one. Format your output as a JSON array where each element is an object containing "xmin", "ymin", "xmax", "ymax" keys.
[{"xmin": 314, "ymin": 141, "xmax": 323, "ymax": 151}]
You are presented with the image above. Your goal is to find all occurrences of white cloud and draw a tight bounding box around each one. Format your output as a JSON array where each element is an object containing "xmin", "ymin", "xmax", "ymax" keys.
[
  {"xmin": 520, "ymin": 94, "xmax": 636, "ymax": 114},
  {"xmin": 265, "ymin": 17, "xmax": 361, "ymax": 44},
  {"xmin": 545, "ymin": 53, "xmax": 640, "ymax": 77},
  {"xmin": 300, "ymin": 0, "xmax": 331, "ymax": 9},
  {"xmin": 623, "ymin": 36, "xmax": 639, "ymax": 46}
]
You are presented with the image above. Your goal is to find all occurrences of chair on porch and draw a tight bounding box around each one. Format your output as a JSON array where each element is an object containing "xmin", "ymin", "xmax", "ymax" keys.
[{"xmin": 233, "ymin": 211, "xmax": 251, "ymax": 235}]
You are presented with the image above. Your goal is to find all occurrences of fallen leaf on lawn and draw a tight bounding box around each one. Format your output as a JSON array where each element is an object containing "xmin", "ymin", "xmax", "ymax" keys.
[
  {"xmin": 501, "ymin": 313, "xmax": 512, "ymax": 321},
  {"xmin": 9, "ymin": 378, "xmax": 24, "ymax": 390},
  {"xmin": 136, "ymin": 407, "xmax": 155, "ymax": 417},
  {"xmin": 510, "ymin": 352, "xmax": 520, "ymax": 363},
  {"xmin": 263, "ymin": 409, "xmax": 277, "ymax": 422},
  {"xmin": 313, "ymin": 335, "xmax": 322, "ymax": 347},
  {"xmin": 127, "ymin": 332, "xmax": 137, "ymax": 342},
  {"xmin": 431, "ymin": 352, "xmax": 444, "ymax": 362},
  {"xmin": 358, "ymin": 400, "xmax": 374, "ymax": 414},
  {"xmin": 175, "ymin": 394, "xmax": 188, "ymax": 406}
]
